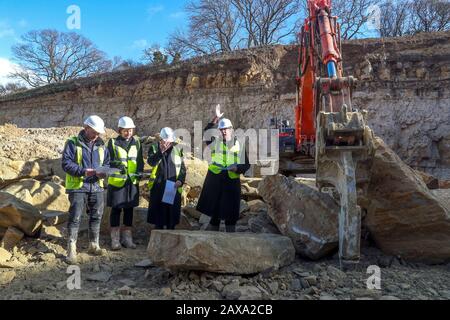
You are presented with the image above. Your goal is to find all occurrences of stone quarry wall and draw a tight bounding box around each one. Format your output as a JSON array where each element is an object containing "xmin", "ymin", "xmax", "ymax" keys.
[{"xmin": 0, "ymin": 32, "xmax": 449, "ymax": 178}]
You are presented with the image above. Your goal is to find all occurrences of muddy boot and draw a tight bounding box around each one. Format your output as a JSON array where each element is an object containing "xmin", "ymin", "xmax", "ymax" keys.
[
  {"xmin": 110, "ymin": 227, "xmax": 121, "ymax": 251},
  {"xmin": 88, "ymin": 229, "xmax": 107, "ymax": 256},
  {"xmin": 206, "ymin": 224, "xmax": 220, "ymax": 232},
  {"xmin": 121, "ymin": 227, "xmax": 137, "ymax": 249},
  {"xmin": 66, "ymin": 229, "xmax": 78, "ymax": 264},
  {"xmin": 225, "ymin": 225, "xmax": 236, "ymax": 233}
]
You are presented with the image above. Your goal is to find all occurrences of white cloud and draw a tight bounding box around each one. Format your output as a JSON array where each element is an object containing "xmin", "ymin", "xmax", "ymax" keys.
[
  {"xmin": 169, "ymin": 12, "xmax": 185, "ymax": 19},
  {"xmin": 0, "ymin": 21, "xmax": 15, "ymax": 38},
  {"xmin": 0, "ymin": 58, "xmax": 19, "ymax": 85},
  {"xmin": 147, "ymin": 5, "xmax": 164, "ymax": 16},
  {"xmin": 132, "ymin": 39, "xmax": 148, "ymax": 49}
]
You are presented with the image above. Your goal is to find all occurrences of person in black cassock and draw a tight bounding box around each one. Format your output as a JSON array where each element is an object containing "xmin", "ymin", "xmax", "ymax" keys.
[
  {"xmin": 197, "ymin": 107, "xmax": 250, "ymax": 233},
  {"xmin": 147, "ymin": 127, "xmax": 186, "ymax": 230},
  {"xmin": 106, "ymin": 116, "xmax": 144, "ymax": 250}
]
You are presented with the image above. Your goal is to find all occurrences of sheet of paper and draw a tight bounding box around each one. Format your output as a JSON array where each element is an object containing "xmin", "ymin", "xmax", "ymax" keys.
[
  {"xmin": 96, "ymin": 166, "xmax": 121, "ymax": 175},
  {"xmin": 162, "ymin": 180, "xmax": 177, "ymax": 205}
]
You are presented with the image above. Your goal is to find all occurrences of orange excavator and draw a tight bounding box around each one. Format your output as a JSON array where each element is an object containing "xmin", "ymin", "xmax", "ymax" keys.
[{"xmin": 278, "ymin": 0, "xmax": 375, "ymax": 269}]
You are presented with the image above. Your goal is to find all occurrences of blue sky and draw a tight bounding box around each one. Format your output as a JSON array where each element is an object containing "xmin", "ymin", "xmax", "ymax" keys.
[{"xmin": 0, "ymin": 0, "xmax": 188, "ymax": 83}]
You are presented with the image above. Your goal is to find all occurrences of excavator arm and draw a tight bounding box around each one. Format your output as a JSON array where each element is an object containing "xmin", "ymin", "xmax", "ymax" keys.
[{"xmin": 296, "ymin": 0, "xmax": 375, "ymax": 269}]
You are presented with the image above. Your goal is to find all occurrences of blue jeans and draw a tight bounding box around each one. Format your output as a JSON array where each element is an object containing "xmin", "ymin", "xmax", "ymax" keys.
[{"xmin": 67, "ymin": 192, "xmax": 104, "ymax": 242}]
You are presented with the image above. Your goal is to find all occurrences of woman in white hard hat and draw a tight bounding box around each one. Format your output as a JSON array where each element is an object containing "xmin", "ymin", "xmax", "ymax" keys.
[
  {"xmin": 106, "ymin": 116, "xmax": 144, "ymax": 250},
  {"xmin": 196, "ymin": 105, "xmax": 250, "ymax": 232},
  {"xmin": 147, "ymin": 127, "xmax": 186, "ymax": 230}
]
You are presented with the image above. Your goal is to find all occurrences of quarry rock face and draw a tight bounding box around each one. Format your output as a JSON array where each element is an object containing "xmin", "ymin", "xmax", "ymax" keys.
[
  {"xmin": 0, "ymin": 192, "xmax": 42, "ymax": 236},
  {"xmin": 258, "ymin": 175, "xmax": 339, "ymax": 260},
  {"xmin": 147, "ymin": 230, "xmax": 295, "ymax": 274},
  {"xmin": 1, "ymin": 33, "xmax": 449, "ymax": 179},
  {"xmin": 364, "ymin": 137, "xmax": 450, "ymax": 264}
]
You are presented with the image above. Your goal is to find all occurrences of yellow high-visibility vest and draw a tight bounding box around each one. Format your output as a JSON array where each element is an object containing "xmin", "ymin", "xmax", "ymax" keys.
[
  {"xmin": 108, "ymin": 137, "xmax": 141, "ymax": 188},
  {"xmin": 208, "ymin": 139, "xmax": 241, "ymax": 179},
  {"xmin": 65, "ymin": 136, "xmax": 105, "ymax": 190},
  {"xmin": 148, "ymin": 146, "xmax": 183, "ymax": 194}
]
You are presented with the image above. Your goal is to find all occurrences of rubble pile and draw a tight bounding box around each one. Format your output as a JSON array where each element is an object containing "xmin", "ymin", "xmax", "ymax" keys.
[{"xmin": 0, "ymin": 123, "xmax": 449, "ymax": 300}]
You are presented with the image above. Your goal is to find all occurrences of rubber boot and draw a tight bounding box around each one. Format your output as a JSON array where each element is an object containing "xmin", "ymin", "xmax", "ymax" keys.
[
  {"xmin": 225, "ymin": 225, "xmax": 236, "ymax": 233},
  {"xmin": 88, "ymin": 229, "xmax": 107, "ymax": 256},
  {"xmin": 66, "ymin": 229, "xmax": 78, "ymax": 264},
  {"xmin": 121, "ymin": 227, "xmax": 137, "ymax": 249},
  {"xmin": 110, "ymin": 227, "xmax": 121, "ymax": 251},
  {"xmin": 206, "ymin": 224, "xmax": 220, "ymax": 231}
]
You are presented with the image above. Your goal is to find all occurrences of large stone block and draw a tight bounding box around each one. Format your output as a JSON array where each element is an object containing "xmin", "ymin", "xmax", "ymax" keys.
[
  {"xmin": 0, "ymin": 192, "xmax": 42, "ymax": 236},
  {"xmin": 147, "ymin": 230, "xmax": 295, "ymax": 274},
  {"xmin": 364, "ymin": 138, "xmax": 450, "ymax": 264},
  {"xmin": 259, "ymin": 174, "xmax": 339, "ymax": 260}
]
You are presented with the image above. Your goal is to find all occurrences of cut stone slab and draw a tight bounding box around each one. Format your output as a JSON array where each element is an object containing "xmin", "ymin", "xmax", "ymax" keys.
[
  {"xmin": 258, "ymin": 174, "xmax": 339, "ymax": 260},
  {"xmin": 0, "ymin": 226, "xmax": 24, "ymax": 251},
  {"xmin": 0, "ymin": 192, "xmax": 42, "ymax": 236},
  {"xmin": 364, "ymin": 137, "xmax": 450, "ymax": 264},
  {"xmin": 147, "ymin": 230, "xmax": 295, "ymax": 274}
]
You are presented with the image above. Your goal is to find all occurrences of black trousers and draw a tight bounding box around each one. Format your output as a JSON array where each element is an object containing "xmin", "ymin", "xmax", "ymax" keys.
[
  {"xmin": 153, "ymin": 203, "xmax": 177, "ymax": 230},
  {"xmin": 110, "ymin": 207, "xmax": 134, "ymax": 228}
]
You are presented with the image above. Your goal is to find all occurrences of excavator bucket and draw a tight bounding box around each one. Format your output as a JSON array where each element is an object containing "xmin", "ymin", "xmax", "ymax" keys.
[{"xmin": 316, "ymin": 103, "xmax": 375, "ymax": 269}]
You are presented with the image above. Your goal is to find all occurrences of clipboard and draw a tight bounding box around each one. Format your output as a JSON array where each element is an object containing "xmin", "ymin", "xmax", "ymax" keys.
[{"xmin": 162, "ymin": 180, "xmax": 177, "ymax": 205}]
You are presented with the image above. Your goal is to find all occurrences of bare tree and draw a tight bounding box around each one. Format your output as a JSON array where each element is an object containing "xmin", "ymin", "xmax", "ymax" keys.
[
  {"xmin": 409, "ymin": 0, "xmax": 450, "ymax": 34},
  {"xmin": 142, "ymin": 44, "xmax": 169, "ymax": 66},
  {"xmin": 168, "ymin": 0, "xmax": 242, "ymax": 57},
  {"xmin": 231, "ymin": 0, "xmax": 302, "ymax": 47},
  {"xmin": 10, "ymin": 29, "xmax": 112, "ymax": 88},
  {"xmin": 329, "ymin": 0, "xmax": 379, "ymax": 39},
  {"xmin": 167, "ymin": 0, "xmax": 303, "ymax": 58},
  {"xmin": 378, "ymin": 0, "xmax": 410, "ymax": 37},
  {"xmin": 111, "ymin": 56, "xmax": 142, "ymax": 71},
  {"xmin": 0, "ymin": 82, "xmax": 27, "ymax": 96}
]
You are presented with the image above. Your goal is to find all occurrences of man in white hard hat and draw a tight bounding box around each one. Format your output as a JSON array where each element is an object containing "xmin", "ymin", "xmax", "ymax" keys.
[
  {"xmin": 197, "ymin": 105, "xmax": 250, "ymax": 232},
  {"xmin": 147, "ymin": 127, "xmax": 186, "ymax": 230},
  {"xmin": 62, "ymin": 115, "xmax": 110, "ymax": 264},
  {"xmin": 106, "ymin": 116, "xmax": 144, "ymax": 250}
]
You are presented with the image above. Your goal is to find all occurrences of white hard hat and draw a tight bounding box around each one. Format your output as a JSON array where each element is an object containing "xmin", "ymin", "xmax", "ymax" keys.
[
  {"xmin": 118, "ymin": 116, "xmax": 136, "ymax": 129},
  {"xmin": 84, "ymin": 115, "xmax": 106, "ymax": 134},
  {"xmin": 160, "ymin": 127, "xmax": 175, "ymax": 143},
  {"xmin": 218, "ymin": 118, "xmax": 233, "ymax": 130}
]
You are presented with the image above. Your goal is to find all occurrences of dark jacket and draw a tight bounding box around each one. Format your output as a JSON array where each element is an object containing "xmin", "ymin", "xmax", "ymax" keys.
[
  {"xmin": 147, "ymin": 143, "xmax": 186, "ymax": 228},
  {"xmin": 197, "ymin": 122, "xmax": 250, "ymax": 223},
  {"xmin": 62, "ymin": 130, "xmax": 110, "ymax": 194},
  {"xmin": 106, "ymin": 136, "xmax": 144, "ymax": 208}
]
